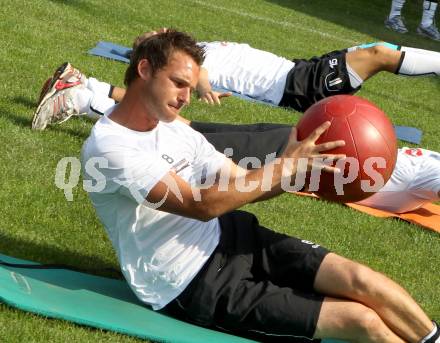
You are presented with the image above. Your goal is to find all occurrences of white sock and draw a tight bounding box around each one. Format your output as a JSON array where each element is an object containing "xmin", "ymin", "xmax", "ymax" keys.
[
  {"xmin": 398, "ymin": 47, "xmax": 440, "ymax": 76},
  {"xmin": 88, "ymin": 92, "xmax": 116, "ymax": 118},
  {"xmin": 74, "ymin": 87, "xmax": 115, "ymax": 119},
  {"xmin": 420, "ymin": 0, "xmax": 438, "ymax": 27},
  {"xmin": 389, "ymin": 0, "xmax": 406, "ymax": 18},
  {"xmin": 86, "ymin": 77, "xmax": 112, "ymax": 97},
  {"xmin": 421, "ymin": 1, "xmax": 438, "ymax": 27},
  {"xmin": 75, "ymin": 87, "xmax": 93, "ymax": 116},
  {"xmin": 401, "ymin": 45, "xmax": 440, "ymax": 57},
  {"xmin": 84, "ymin": 77, "xmax": 116, "ymax": 119}
]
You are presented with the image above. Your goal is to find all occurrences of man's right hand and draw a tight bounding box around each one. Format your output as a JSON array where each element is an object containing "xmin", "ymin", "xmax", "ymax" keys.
[{"xmin": 281, "ymin": 121, "xmax": 346, "ymax": 176}]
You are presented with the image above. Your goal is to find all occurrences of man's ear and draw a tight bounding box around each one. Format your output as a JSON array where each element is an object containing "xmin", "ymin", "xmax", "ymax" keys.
[{"xmin": 137, "ymin": 59, "xmax": 152, "ymax": 81}]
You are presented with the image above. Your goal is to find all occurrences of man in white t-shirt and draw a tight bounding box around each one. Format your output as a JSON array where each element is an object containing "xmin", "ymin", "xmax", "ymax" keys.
[
  {"xmin": 80, "ymin": 29, "xmax": 438, "ymax": 342},
  {"xmin": 32, "ymin": 30, "xmax": 440, "ymax": 129}
]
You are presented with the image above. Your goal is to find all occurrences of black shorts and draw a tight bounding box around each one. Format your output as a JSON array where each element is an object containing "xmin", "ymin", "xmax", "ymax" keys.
[
  {"xmin": 279, "ymin": 49, "xmax": 361, "ymax": 112},
  {"xmin": 190, "ymin": 121, "xmax": 291, "ymax": 166},
  {"xmin": 164, "ymin": 210, "xmax": 329, "ymax": 342}
]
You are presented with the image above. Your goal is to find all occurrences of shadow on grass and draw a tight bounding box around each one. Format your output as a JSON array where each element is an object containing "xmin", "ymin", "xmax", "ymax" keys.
[
  {"xmin": 49, "ymin": 0, "xmax": 81, "ymax": 3},
  {"xmin": 361, "ymin": 85, "xmax": 440, "ymax": 116},
  {"xmin": 0, "ymin": 232, "xmax": 122, "ymax": 280},
  {"xmin": 264, "ymin": 0, "xmax": 440, "ymax": 50},
  {"xmin": 48, "ymin": 0, "xmax": 102, "ymax": 15},
  {"xmin": 1, "ymin": 100, "xmax": 91, "ymax": 140},
  {"xmin": 0, "ymin": 109, "xmax": 33, "ymax": 129},
  {"xmin": 13, "ymin": 96, "xmax": 36, "ymax": 110},
  {"xmin": 47, "ymin": 122, "xmax": 91, "ymax": 140}
]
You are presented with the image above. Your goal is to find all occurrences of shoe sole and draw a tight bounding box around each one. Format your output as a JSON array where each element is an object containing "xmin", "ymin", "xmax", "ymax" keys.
[
  {"xmin": 32, "ymin": 62, "xmax": 70, "ymax": 130},
  {"xmin": 37, "ymin": 62, "xmax": 70, "ymax": 104},
  {"xmin": 384, "ymin": 24, "xmax": 408, "ymax": 34},
  {"xmin": 416, "ymin": 28, "xmax": 440, "ymax": 41}
]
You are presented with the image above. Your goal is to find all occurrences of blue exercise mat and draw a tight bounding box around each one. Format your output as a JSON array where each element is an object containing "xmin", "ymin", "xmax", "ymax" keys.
[
  {"xmin": 88, "ymin": 41, "xmax": 131, "ymax": 63},
  {"xmin": 0, "ymin": 253, "xmax": 346, "ymax": 343},
  {"xmin": 393, "ymin": 125, "xmax": 422, "ymax": 145},
  {"xmin": 87, "ymin": 42, "xmax": 423, "ymax": 144}
]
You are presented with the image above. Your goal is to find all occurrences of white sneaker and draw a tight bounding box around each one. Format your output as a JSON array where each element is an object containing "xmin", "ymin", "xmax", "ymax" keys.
[
  {"xmin": 384, "ymin": 16, "xmax": 408, "ymax": 34},
  {"xmin": 417, "ymin": 24, "xmax": 440, "ymax": 41},
  {"xmin": 37, "ymin": 62, "xmax": 85, "ymax": 105},
  {"xmin": 33, "ymin": 63, "xmax": 85, "ymax": 130},
  {"xmin": 32, "ymin": 80, "xmax": 82, "ymax": 130}
]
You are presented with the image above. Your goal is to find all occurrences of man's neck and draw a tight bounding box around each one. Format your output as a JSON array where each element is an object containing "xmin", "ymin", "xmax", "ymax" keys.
[{"xmin": 108, "ymin": 89, "xmax": 158, "ymax": 132}]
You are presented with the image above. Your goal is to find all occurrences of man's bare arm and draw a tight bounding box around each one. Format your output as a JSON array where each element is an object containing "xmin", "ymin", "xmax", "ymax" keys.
[
  {"xmin": 146, "ymin": 123, "xmax": 345, "ymax": 221},
  {"xmin": 196, "ymin": 67, "xmax": 232, "ymax": 105}
]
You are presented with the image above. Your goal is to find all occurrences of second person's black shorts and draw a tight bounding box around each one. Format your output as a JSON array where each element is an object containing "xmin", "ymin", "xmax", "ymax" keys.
[{"xmin": 279, "ymin": 49, "xmax": 361, "ymax": 112}]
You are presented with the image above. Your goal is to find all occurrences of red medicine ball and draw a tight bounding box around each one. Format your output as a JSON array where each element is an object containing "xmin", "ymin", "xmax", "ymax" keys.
[{"xmin": 296, "ymin": 95, "xmax": 398, "ymax": 203}]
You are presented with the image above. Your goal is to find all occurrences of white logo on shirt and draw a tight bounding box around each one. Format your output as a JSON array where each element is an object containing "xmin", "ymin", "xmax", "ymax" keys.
[
  {"xmin": 172, "ymin": 159, "xmax": 190, "ymax": 174},
  {"xmin": 161, "ymin": 154, "xmax": 174, "ymax": 164},
  {"xmin": 162, "ymin": 154, "xmax": 190, "ymax": 174},
  {"xmin": 403, "ymin": 148, "xmax": 423, "ymax": 157}
]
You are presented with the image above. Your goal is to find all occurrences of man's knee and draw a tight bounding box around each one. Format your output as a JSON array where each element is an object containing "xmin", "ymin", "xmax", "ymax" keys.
[
  {"xmin": 366, "ymin": 45, "xmax": 401, "ymax": 70},
  {"xmin": 316, "ymin": 300, "xmax": 387, "ymax": 341},
  {"xmin": 367, "ymin": 44, "xmax": 394, "ymax": 60},
  {"xmin": 346, "ymin": 44, "xmax": 401, "ymax": 78},
  {"xmin": 353, "ymin": 307, "xmax": 386, "ymax": 340},
  {"xmin": 343, "ymin": 261, "xmax": 379, "ymax": 297}
]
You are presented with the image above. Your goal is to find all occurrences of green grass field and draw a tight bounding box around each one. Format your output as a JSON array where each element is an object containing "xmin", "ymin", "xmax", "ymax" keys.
[{"xmin": 0, "ymin": 0, "xmax": 439, "ymax": 341}]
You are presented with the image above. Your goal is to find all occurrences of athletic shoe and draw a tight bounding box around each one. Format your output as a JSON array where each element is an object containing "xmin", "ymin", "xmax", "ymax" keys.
[
  {"xmin": 384, "ymin": 16, "xmax": 408, "ymax": 34},
  {"xmin": 37, "ymin": 62, "xmax": 86, "ymax": 105},
  {"xmin": 33, "ymin": 63, "xmax": 85, "ymax": 130},
  {"xmin": 32, "ymin": 80, "xmax": 82, "ymax": 130},
  {"xmin": 417, "ymin": 24, "xmax": 440, "ymax": 41}
]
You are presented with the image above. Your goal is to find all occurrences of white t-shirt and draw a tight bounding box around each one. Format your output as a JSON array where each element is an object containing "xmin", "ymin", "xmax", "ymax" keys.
[
  {"xmin": 200, "ymin": 41, "xmax": 295, "ymax": 105},
  {"xmin": 81, "ymin": 114, "xmax": 228, "ymax": 310},
  {"xmin": 357, "ymin": 148, "xmax": 440, "ymax": 213}
]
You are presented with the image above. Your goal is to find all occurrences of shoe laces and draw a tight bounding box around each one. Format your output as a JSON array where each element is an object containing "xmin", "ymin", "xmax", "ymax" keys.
[
  {"xmin": 49, "ymin": 91, "xmax": 76, "ymax": 124},
  {"xmin": 62, "ymin": 65, "xmax": 85, "ymax": 85}
]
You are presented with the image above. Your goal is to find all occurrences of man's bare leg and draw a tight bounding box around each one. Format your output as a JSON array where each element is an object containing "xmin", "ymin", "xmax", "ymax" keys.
[
  {"xmin": 314, "ymin": 297, "xmax": 406, "ymax": 342},
  {"xmin": 313, "ymin": 253, "xmax": 434, "ymax": 342},
  {"xmin": 346, "ymin": 45, "xmax": 402, "ymax": 81},
  {"xmin": 347, "ymin": 43, "xmax": 440, "ymax": 81}
]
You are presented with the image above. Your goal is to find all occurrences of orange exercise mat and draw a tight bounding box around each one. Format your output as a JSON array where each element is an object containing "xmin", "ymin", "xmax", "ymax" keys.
[{"xmin": 292, "ymin": 192, "xmax": 440, "ymax": 234}]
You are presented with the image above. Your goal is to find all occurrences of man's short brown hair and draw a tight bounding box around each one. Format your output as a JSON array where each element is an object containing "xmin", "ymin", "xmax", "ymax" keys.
[{"xmin": 124, "ymin": 29, "xmax": 205, "ymax": 86}]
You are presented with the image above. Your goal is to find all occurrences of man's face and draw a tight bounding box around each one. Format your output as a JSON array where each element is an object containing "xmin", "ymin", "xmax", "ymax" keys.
[{"xmin": 141, "ymin": 51, "xmax": 200, "ymax": 123}]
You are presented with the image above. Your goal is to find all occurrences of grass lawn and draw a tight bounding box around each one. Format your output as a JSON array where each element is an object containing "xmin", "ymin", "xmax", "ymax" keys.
[{"xmin": 0, "ymin": 0, "xmax": 438, "ymax": 341}]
